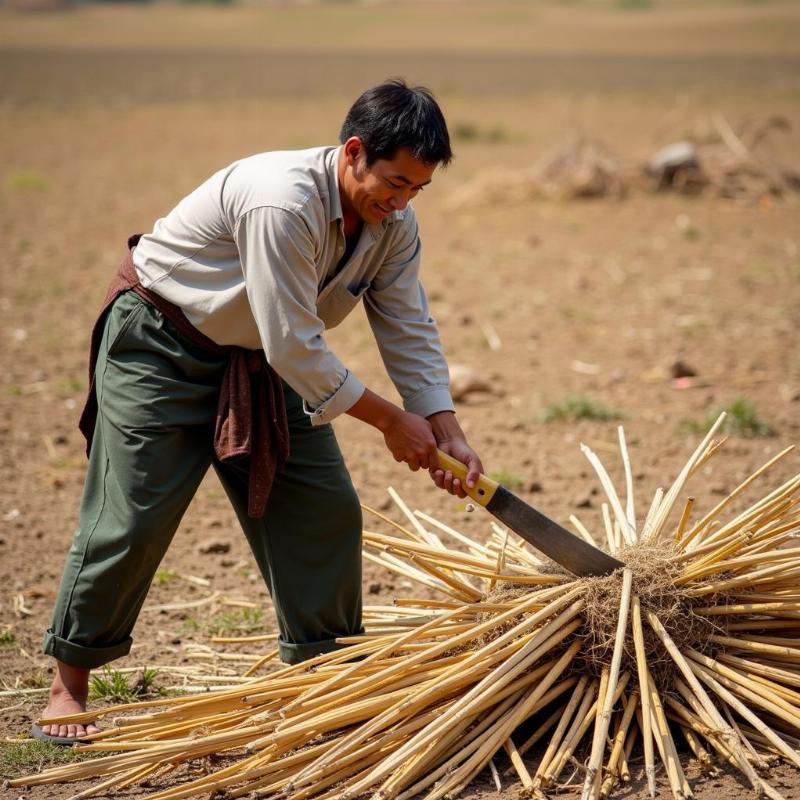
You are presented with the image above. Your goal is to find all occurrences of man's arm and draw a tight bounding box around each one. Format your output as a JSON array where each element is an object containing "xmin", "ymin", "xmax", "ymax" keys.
[
  {"xmin": 347, "ymin": 392, "xmax": 482, "ymax": 498},
  {"xmin": 346, "ymin": 388, "xmax": 438, "ymax": 471},
  {"xmin": 363, "ymin": 211, "xmax": 454, "ymax": 420},
  {"xmin": 362, "ymin": 210, "xmax": 483, "ymax": 495}
]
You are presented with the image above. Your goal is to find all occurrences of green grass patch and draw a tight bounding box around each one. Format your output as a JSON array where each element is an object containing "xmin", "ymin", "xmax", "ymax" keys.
[
  {"xmin": 542, "ymin": 395, "xmax": 624, "ymax": 423},
  {"xmin": 451, "ymin": 121, "xmax": 508, "ymax": 143},
  {"xmin": 208, "ymin": 607, "xmax": 264, "ymax": 636},
  {"xmin": 88, "ymin": 666, "xmax": 161, "ymax": 703},
  {"xmin": 180, "ymin": 615, "xmax": 202, "ymax": 634},
  {"xmin": 488, "ymin": 469, "xmax": 525, "ymax": 491},
  {"xmin": 88, "ymin": 666, "xmax": 136, "ymax": 703},
  {"xmin": 677, "ymin": 397, "xmax": 775, "ymax": 438},
  {"xmin": 7, "ymin": 170, "xmax": 49, "ymax": 191},
  {"xmin": 1, "ymin": 740, "xmax": 95, "ymax": 777},
  {"xmin": 55, "ymin": 376, "xmax": 85, "ymax": 395},
  {"xmin": 0, "ymin": 628, "xmax": 16, "ymax": 645},
  {"xmin": 180, "ymin": 607, "xmax": 265, "ymax": 637},
  {"xmin": 676, "ymin": 418, "xmax": 706, "ymax": 436},
  {"xmin": 153, "ymin": 568, "xmax": 179, "ymax": 586},
  {"xmin": 681, "ymin": 225, "xmax": 700, "ymax": 242},
  {"xmin": 558, "ymin": 305, "xmax": 595, "ymax": 322}
]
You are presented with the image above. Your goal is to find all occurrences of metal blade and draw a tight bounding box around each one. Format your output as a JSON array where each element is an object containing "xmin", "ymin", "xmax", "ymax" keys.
[{"xmin": 487, "ymin": 486, "xmax": 624, "ymax": 577}]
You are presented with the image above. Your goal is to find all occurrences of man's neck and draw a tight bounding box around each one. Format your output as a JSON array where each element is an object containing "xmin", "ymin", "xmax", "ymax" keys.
[
  {"xmin": 342, "ymin": 209, "xmax": 362, "ymax": 239},
  {"xmin": 337, "ymin": 147, "xmax": 362, "ymax": 239}
]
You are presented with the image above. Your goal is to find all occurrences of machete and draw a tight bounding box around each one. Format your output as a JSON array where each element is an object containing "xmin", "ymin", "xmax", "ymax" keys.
[{"xmin": 435, "ymin": 450, "xmax": 624, "ymax": 577}]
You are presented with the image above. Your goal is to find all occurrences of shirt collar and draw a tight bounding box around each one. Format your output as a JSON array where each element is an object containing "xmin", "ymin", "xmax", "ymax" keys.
[{"xmin": 327, "ymin": 145, "xmax": 344, "ymax": 223}]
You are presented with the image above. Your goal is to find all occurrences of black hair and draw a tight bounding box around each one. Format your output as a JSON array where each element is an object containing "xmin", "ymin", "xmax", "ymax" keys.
[{"xmin": 339, "ymin": 79, "xmax": 453, "ymax": 167}]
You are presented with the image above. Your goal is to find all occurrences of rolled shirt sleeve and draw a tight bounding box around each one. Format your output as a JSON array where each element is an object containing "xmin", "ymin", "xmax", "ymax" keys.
[
  {"xmin": 235, "ymin": 205, "xmax": 365, "ymax": 425},
  {"xmin": 364, "ymin": 210, "xmax": 455, "ymax": 418}
]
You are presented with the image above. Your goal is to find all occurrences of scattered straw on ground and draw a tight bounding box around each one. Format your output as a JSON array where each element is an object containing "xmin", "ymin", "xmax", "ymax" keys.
[{"xmin": 10, "ymin": 413, "xmax": 800, "ymax": 800}]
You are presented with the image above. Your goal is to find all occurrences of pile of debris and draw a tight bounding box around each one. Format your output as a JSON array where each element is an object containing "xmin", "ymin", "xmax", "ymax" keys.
[
  {"xmin": 535, "ymin": 134, "xmax": 627, "ymax": 200},
  {"xmin": 645, "ymin": 113, "xmax": 800, "ymax": 200},
  {"xmin": 447, "ymin": 114, "xmax": 799, "ymax": 208},
  {"xmin": 445, "ymin": 134, "xmax": 626, "ymax": 209}
]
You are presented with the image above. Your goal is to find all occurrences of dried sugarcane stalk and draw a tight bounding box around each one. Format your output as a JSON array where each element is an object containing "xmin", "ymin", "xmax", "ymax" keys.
[{"xmin": 582, "ymin": 568, "xmax": 633, "ymax": 800}]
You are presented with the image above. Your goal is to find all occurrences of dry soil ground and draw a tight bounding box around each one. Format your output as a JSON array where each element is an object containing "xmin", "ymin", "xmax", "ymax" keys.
[{"xmin": 1, "ymin": 2, "xmax": 800, "ymax": 799}]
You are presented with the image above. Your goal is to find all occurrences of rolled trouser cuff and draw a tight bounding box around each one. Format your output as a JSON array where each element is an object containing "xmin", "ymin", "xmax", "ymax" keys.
[
  {"xmin": 43, "ymin": 629, "xmax": 133, "ymax": 670},
  {"xmin": 278, "ymin": 635, "xmax": 359, "ymax": 665}
]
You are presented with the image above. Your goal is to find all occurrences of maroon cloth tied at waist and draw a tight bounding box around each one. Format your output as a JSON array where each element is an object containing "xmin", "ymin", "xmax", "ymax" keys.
[{"xmin": 79, "ymin": 234, "xmax": 290, "ymax": 518}]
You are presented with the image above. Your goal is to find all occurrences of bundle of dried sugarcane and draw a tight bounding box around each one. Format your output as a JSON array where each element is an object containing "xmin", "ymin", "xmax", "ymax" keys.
[{"xmin": 10, "ymin": 414, "xmax": 800, "ymax": 800}]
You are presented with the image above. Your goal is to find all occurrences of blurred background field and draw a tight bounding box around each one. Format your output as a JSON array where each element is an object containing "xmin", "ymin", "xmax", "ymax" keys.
[{"xmin": 1, "ymin": 2, "xmax": 799, "ymax": 796}]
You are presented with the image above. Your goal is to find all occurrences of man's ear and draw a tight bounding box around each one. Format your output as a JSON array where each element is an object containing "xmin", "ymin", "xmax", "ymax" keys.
[{"xmin": 343, "ymin": 136, "xmax": 364, "ymax": 166}]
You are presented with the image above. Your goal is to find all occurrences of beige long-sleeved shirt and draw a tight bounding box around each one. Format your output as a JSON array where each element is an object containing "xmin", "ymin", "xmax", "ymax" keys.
[{"xmin": 133, "ymin": 145, "xmax": 454, "ymax": 426}]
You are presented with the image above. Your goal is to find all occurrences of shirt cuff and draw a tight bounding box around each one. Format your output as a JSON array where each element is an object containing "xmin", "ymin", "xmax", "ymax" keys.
[
  {"xmin": 403, "ymin": 385, "xmax": 455, "ymax": 418},
  {"xmin": 303, "ymin": 371, "xmax": 366, "ymax": 427}
]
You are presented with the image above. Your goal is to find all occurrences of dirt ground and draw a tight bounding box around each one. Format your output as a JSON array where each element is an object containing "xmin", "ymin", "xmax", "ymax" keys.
[{"xmin": 1, "ymin": 2, "xmax": 800, "ymax": 799}]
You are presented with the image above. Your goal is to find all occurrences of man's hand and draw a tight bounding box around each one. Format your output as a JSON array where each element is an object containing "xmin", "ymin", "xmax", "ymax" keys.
[
  {"xmin": 382, "ymin": 410, "xmax": 438, "ymax": 471},
  {"xmin": 346, "ymin": 392, "xmax": 482, "ymax": 484},
  {"xmin": 347, "ymin": 388, "xmax": 438, "ymax": 471},
  {"xmin": 428, "ymin": 411, "xmax": 483, "ymax": 498}
]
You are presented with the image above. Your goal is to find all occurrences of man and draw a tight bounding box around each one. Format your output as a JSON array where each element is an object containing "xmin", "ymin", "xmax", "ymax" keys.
[{"xmin": 36, "ymin": 79, "xmax": 482, "ymax": 743}]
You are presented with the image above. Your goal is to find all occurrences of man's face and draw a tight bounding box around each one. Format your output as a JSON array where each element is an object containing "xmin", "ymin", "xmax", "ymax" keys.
[{"xmin": 340, "ymin": 138, "xmax": 437, "ymax": 226}]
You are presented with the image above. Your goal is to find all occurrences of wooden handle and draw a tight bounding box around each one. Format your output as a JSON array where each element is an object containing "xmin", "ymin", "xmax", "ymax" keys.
[{"xmin": 435, "ymin": 449, "xmax": 499, "ymax": 507}]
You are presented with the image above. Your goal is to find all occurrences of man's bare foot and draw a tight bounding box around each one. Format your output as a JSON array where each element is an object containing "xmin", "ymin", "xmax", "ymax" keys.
[{"xmin": 38, "ymin": 660, "xmax": 100, "ymax": 741}]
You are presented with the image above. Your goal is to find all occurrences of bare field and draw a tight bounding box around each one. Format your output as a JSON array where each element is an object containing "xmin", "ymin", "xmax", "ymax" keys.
[
  {"xmin": 1, "ymin": 3, "xmax": 800, "ymax": 799},
  {"xmin": 3, "ymin": 49, "xmax": 800, "ymax": 111},
  {"xmin": 1, "ymin": 1, "xmax": 799, "ymax": 55}
]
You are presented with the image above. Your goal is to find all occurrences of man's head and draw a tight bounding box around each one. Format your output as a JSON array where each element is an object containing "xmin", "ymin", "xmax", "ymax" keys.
[
  {"xmin": 339, "ymin": 79, "xmax": 453, "ymax": 168},
  {"xmin": 338, "ymin": 79, "xmax": 452, "ymax": 227}
]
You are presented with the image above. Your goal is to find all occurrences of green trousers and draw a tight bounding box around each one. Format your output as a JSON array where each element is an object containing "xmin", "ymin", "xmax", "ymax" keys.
[{"xmin": 44, "ymin": 292, "xmax": 363, "ymax": 668}]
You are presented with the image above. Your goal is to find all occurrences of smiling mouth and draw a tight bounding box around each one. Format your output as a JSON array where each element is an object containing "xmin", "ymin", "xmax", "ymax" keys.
[{"xmin": 374, "ymin": 203, "xmax": 391, "ymax": 216}]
